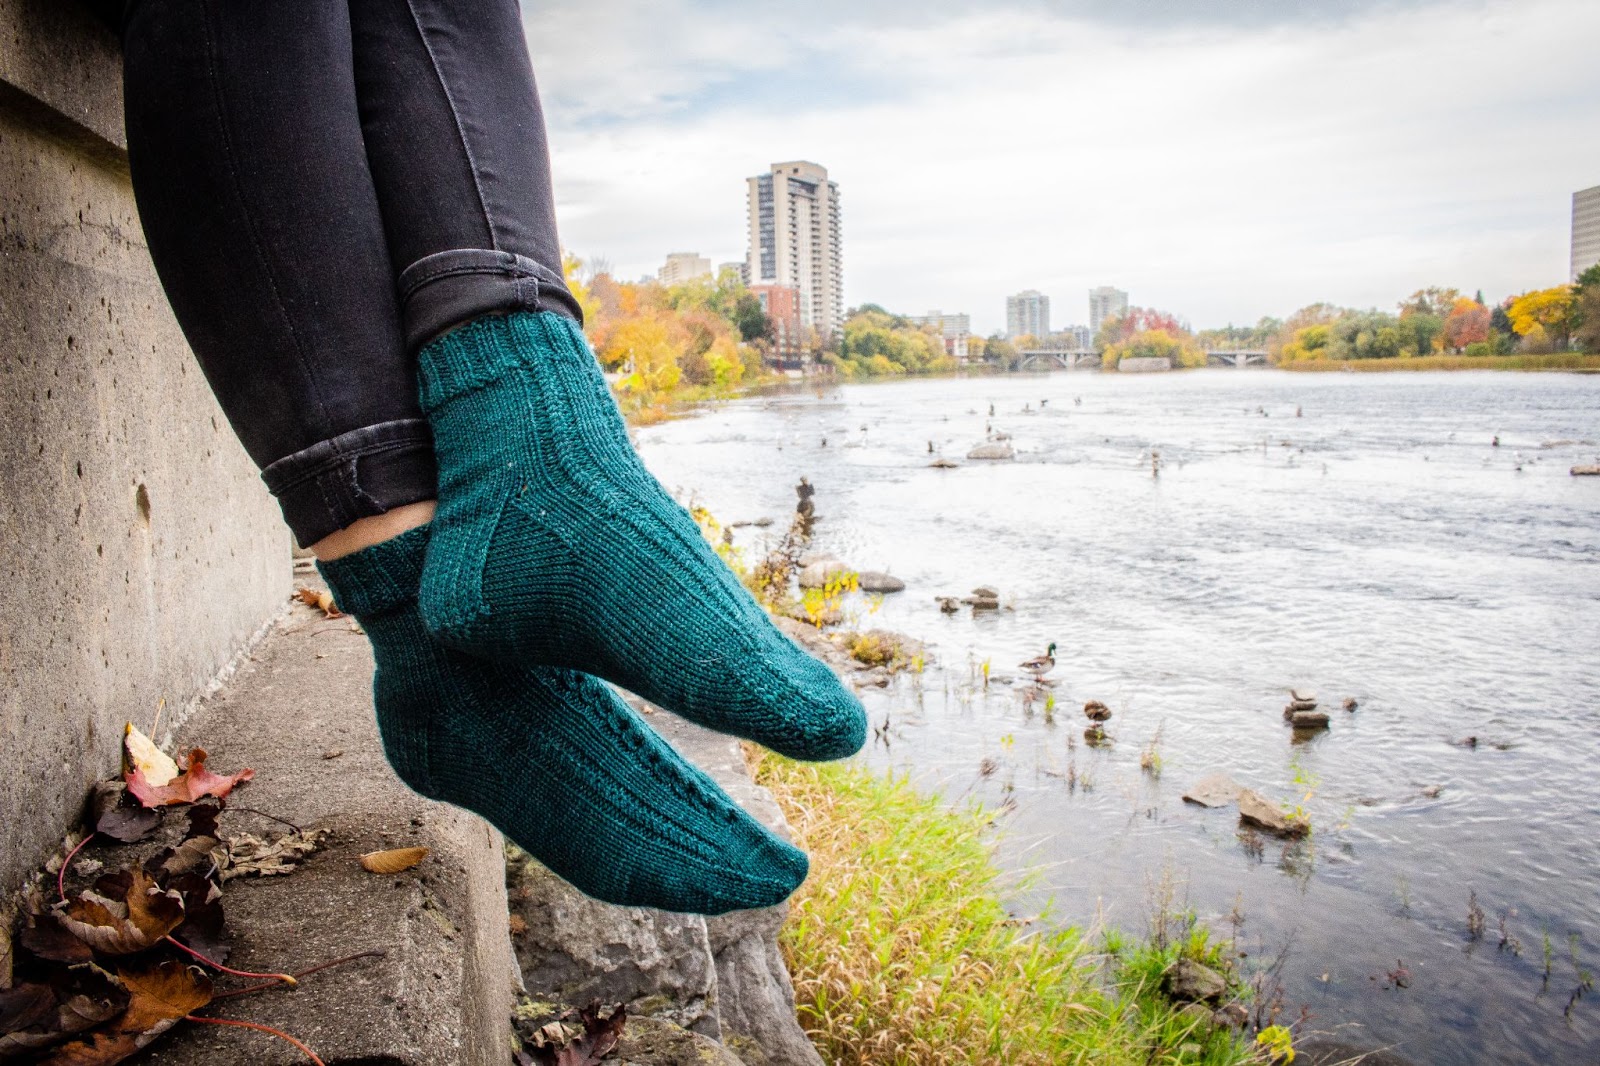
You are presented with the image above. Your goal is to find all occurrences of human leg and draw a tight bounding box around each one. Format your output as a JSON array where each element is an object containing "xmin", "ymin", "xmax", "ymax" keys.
[
  {"xmin": 119, "ymin": 0, "xmax": 806, "ymax": 911},
  {"xmin": 344, "ymin": 0, "xmax": 865, "ymax": 762}
]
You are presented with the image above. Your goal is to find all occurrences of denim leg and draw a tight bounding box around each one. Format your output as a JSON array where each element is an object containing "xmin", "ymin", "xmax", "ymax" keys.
[
  {"xmin": 347, "ymin": 0, "xmax": 583, "ymax": 352},
  {"xmin": 122, "ymin": 0, "xmax": 437, "ymax": 546}
]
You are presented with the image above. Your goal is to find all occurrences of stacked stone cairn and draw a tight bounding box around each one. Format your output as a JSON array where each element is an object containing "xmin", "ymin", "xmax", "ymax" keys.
[{"xmin": 1283, "ymin": 689, "xmax": 1330, "ymax": 731}]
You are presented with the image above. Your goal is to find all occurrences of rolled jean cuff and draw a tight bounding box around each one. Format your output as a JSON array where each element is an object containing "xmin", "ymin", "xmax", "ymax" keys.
[
  {"xmin": 260, "ymin": 419, "xmax": 438, "ymax": 546},
  {"xmin": 398, "ymin": 248, "xmax": 582, "ymax": 354}
]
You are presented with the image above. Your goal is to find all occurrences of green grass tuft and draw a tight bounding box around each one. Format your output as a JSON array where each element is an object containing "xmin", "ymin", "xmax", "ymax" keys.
[{"xmin": 754, "ymin": 755, "xmax": 1257, "ymax": 1066}]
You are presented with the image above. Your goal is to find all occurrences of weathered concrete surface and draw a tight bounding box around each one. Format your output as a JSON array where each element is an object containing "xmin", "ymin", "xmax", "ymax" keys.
[
  {"xmin": 509, "ymin": 709, "xmax": 824, "ymax": 1066},
  {"xmin": 0, "ymin": 0, "xmax": 289, "ymax": 901},
  {"xmin": 156, "ymin": 592, "xmax": 515, "ymax": 1065}
]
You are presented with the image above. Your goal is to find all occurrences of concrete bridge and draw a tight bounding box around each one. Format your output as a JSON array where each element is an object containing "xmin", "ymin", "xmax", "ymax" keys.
[
  {"xmin": 1205, "ymin": 349, "xmax": 1269, "ymax": 367},
  {"xmin": 1016, "ymin": 349, "xmax": 1103, "ymax": 370},
  {"xmin": 1016, "ymin": 347, "xmax": 1271, "ymax": 370}
]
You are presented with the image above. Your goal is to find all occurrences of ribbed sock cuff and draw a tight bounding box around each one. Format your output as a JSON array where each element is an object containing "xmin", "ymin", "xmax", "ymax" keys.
[
  {"xmin": 417, "ymin": 311, "xmax": 588, "ymax": 411},
  {"xmin": 316, "ymin": 525, "xmax": 429, "ymax": 617}
]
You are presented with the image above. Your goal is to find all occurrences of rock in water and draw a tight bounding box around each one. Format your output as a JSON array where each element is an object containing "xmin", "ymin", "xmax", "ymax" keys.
[
  {"xmin": 1289, "ymin": 710, "xmax": 1330, "ymax": 730},
  {"xmin": 966, "ymin": 441, "xmax": 1015, "ymax": 461},
  {"xmin": 857, "ymin": 571, "xmax": 906, "ymax": 593},
  {"xmin": 1238, "ymin": 789, "xmax": 1309, "ymax": 836},
  {"xmin": 1571, "ymin": 465, "xmax": 1600, "ymax": 476},
  {"xmin": 797, "ymin": 560, "xmax": 851, "ymax": 589},
  {"xmin": 1165, "ymin": 958, "xmax": 1228, "ymax": 1003},
  {"xmin": 929, "ymin": 458, "xmax": 959, "ymax": 468},
  {"xmin": 972, "ymin": 585, "xmax": 999, "ymax": 598},
  {"xmin": 1182, "ymin": 773, "xmax": 1243, "ymax": 808},
  {"xmin": 935, "ymin": 596, "xmax": 960, "ymax": 614}
]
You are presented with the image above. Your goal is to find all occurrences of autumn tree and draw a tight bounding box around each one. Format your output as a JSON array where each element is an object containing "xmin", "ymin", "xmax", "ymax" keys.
[
  {"xmin": 1103, "ymin": 329, "xmax": 1206, "ymax": 369},
  {"xmin": 1506, "ymin": 286, "xmax": 1577, "ymax": 351},
  {"xmin": 1398, "ymin": 287, "xmax": 1461, "ymax": 319},
  {"xmin": 1442, "ymin": 297, "xmax": 1491, "ymax": 352}
]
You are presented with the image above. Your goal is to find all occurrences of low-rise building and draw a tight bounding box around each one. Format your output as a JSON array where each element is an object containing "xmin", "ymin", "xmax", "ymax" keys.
[{"xmin": 750, "ymin": 283, "xmax": 807, "ymax": 368}]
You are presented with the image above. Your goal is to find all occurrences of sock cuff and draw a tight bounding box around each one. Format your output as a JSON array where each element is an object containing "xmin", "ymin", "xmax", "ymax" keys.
[
  {"xmin": 417, "ymin": 311, "xmax": 589, "ymax": 411},
  {"xmin": 316, "ymin": 525, "xmax": 429, "ymax": 617}
]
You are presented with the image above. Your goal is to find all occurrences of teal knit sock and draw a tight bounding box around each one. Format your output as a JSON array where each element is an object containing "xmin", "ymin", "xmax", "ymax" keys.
[
  {"xmin": 415, "ymin": 311, "xmax": 865, "ymax": 762},
  {"xmin": 318, "ymin": 528, "xmax": 807, "ymax": 915}
]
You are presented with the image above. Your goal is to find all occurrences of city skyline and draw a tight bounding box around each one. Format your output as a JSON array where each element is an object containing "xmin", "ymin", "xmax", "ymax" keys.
[{"xmin": 522, "ymin": 0, "xmax": 1600, "ymax": 336}]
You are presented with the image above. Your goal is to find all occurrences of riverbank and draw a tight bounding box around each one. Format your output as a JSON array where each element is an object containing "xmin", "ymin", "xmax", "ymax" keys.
[
  {"xmin": 754, "ymin": 753, "xmax": 1258, "ymax": 1066},
  {"xmin": 1278, "ymin": 352, "xmax": 1600, "ymax": 372}
]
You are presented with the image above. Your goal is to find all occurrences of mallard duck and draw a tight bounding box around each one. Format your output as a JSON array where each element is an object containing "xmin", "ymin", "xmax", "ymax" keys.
[
  {"xmin": 1019, "ymin": 643, "xmax": 1056, "ymax": 676},
  {"xmin": 1083, "ymin": 700, "xmax": 1112, "ymax": 723}
]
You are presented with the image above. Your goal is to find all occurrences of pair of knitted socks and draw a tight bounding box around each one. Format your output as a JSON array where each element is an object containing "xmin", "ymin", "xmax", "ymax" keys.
[{"xmin": 319, "ymin": 312, "xmax": 865, "ymax": 915}]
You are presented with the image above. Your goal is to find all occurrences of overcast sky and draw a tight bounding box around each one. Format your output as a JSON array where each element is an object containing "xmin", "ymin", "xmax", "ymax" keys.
[{"xmin": 521, "ymin": 0, "xmax": 1600, "ymax": 334}]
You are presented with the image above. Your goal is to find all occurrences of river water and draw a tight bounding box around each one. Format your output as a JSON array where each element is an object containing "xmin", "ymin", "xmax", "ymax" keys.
[{"xmin": 637, "ymin": 370, "xmax": 1600, "ymax": 1066}]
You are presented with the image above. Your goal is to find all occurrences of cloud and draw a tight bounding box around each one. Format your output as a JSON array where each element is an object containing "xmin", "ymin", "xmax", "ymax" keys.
[{"xmin": 524, "ymin": 0, "xmax": 1600, "ymax": 331}]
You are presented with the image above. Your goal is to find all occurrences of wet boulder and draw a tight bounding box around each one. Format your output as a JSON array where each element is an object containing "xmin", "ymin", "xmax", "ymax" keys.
[
  {"xmin": 1181, "ymin": 773, "xmax": 1242, "ymax": 808},
  {"xmin": 1238, "ymin": 789, "xmax": 1309, "ymax": 836},
  {"xmin": 1165, "ymin": 958, "xmax": 1228, "ymax": 1004},
  {"xmin": 856, "ymin": 571, "xmax": 906, "ymax": 593}
]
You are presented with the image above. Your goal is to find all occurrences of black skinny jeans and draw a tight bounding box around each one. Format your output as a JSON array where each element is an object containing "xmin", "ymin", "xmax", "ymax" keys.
[{"xmin": 120, "ymin": 0, "xmax": 582, "ymax": 546}]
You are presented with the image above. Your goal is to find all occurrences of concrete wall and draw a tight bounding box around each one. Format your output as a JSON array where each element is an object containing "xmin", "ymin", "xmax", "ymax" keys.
[{"xmin": 0, "ymin": 0, "xmax": 288, "ymax": 895}]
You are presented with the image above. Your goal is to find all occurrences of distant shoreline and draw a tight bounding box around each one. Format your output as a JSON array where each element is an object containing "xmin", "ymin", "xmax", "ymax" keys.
[{"xmin": 1275, "ymin": 353, "xmax": 1600, "ymax": 373}]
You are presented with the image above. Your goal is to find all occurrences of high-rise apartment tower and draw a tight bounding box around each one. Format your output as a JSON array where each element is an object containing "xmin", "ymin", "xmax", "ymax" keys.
[
  {"xmin": 747, "ymin": 161, "xmax": 843, "ymax": 340},
  {"xmin": 1573, "ymin": 185, "xmax": 1600, "ymax": 281},
  {"xmin": 1089, "ymin": 286, "xmax": 1129, "ymax": 333},
  {"xmin": 1006, "ymin": 290, "xmax": 1050, "ymax": 339}
]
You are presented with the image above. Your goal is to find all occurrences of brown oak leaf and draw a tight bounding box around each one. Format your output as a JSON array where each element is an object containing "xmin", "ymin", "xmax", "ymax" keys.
[
  {"xmin": 56, "ymin": 868, "xmax": 184, "ymax": 955},
  {"xmin": 126, "ymin": 749, "xmax": 252, "ymax": 808}
]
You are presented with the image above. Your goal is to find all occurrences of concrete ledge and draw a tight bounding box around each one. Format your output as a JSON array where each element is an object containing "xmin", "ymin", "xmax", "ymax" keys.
[{"xmin": 155, "ymin": 591, "xmax": 515, "ymax": 1065}]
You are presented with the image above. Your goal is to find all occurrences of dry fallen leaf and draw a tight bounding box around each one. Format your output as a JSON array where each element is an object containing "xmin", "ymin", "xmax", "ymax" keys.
[
  {"xmin": 294, "ymin": 587, "xmax": 343, "ymax": 618},
  {"xmin": 55, "ymin": 868, "xmax": 184, "ymax": 956},
  {"xmin": 525, "ymin": 1003, "xmax": 627, "ymax": 1066},
  {"xmin": 121, "ymin": 725, "xmax": 178, "ymax": 788},
  {"xmin": 90, "ymin": 783, "xmax": 160, "ymax": 845},
  {"xmin": 126, "ymin": 749, "xmax": 253, "ymax": 809},
  {"xmin": 0, "ymin": 967, "xmax": 127, "ymax": 1058},
  {"xmin": 39, "ymin": 960, "xmax": 213, "ymax": 1066},
  {"xmin": 358, "ymin": 847, "xmax": 429, "ymax": 875},
  {"xmin": 219, "ymin": 829, "xmax": 328, "ymax": 881}
]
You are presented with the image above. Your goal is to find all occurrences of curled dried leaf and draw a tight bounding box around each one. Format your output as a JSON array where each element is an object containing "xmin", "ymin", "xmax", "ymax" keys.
[
  {"xmin": 19, "ymin": 916, "xmax": 95, "ymax": 965},
  {"xmin": 294, "ymin": 587, "xmax": 343, "ymax": 618},
  {"xmin": 121, "ymin": 725, "xmax": 178, "ymax": 788},
  {"xmin": 126, "ymin": 749, "xmax": 252, "ymax": 809},
  {"xmin": 56, "ymin": 869, "xmax": 184, "ymax": 956},
  {"xmin": 39, "ymin": 960, "xmax": 212, "ymax": 1066},
  {"xmin": 358, "ymin": 847, "xmax": 428, "ymax": 875}
]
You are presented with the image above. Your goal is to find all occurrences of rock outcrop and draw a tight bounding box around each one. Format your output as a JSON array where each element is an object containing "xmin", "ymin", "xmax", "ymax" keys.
[{"xmin": 507, "ymin": 711, "xmax": 823, "ymax": 1066}]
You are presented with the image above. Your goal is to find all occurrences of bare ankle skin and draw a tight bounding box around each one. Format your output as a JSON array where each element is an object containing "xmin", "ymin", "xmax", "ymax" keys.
[{"xmin": 310, "ymin": 500, "xmax": 437, "ymax": 561}]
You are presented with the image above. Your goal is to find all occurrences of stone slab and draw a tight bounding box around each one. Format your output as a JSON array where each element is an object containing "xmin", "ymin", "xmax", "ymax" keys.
[{"xmin": 153, "ymin": 591, "xmax": 515, "ymax": 1065}]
